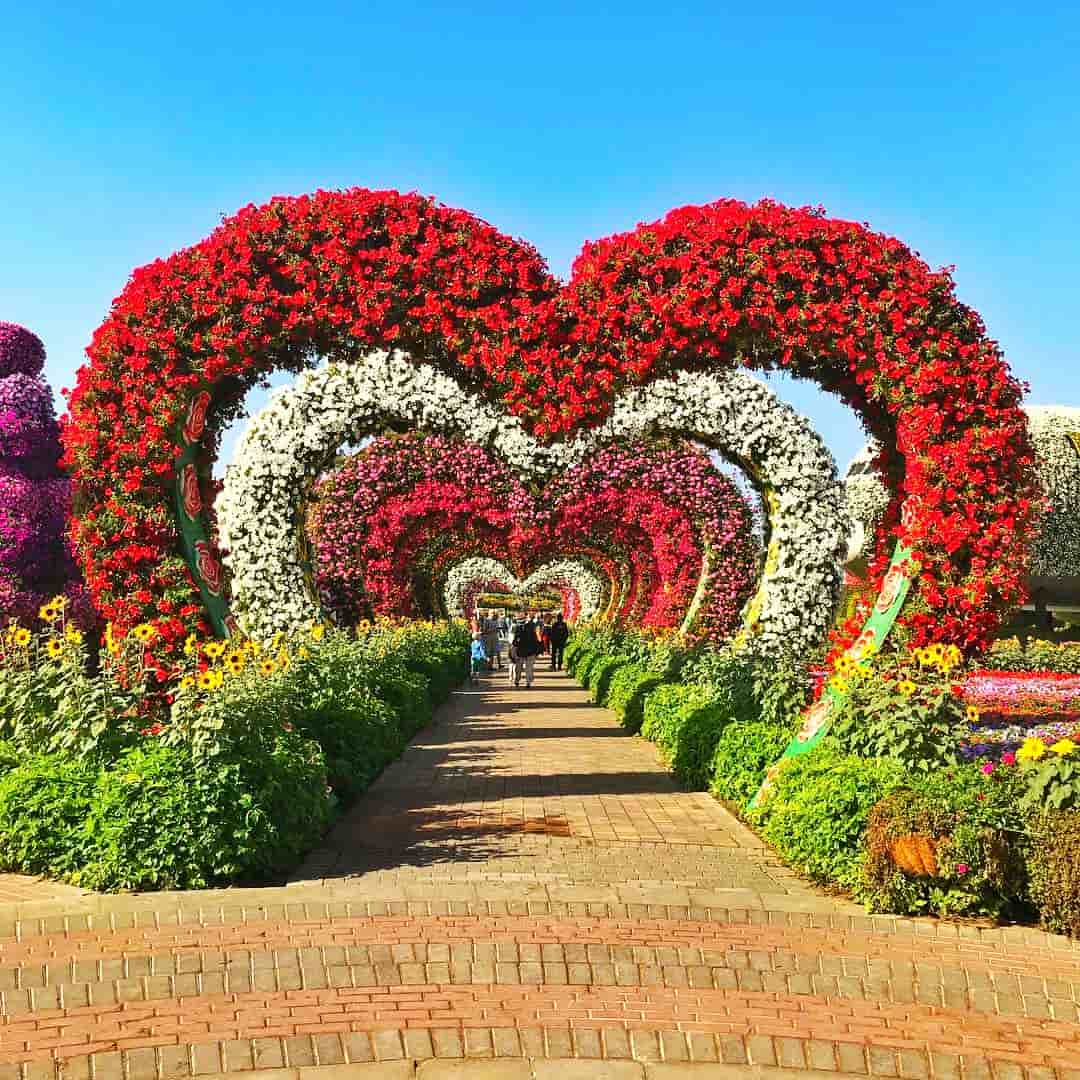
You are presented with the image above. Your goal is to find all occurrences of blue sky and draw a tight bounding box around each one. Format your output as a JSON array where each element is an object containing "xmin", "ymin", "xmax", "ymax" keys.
[{"xmin": 4, "ymin": 0, "xmax": 1078, "ymax": 472}]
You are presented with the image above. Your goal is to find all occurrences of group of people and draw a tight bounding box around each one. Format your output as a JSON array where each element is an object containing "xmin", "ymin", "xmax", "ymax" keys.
[{"xmin": 469, "ymin": 608, "xmax": 570, "ymax": 688}]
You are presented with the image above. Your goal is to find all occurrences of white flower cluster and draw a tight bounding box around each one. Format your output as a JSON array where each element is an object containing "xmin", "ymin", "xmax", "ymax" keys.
[
  {"xmin": 442, "ymin": 558, "xmax": 519, "ymax": 618},
  {"xmin": 220, "ymin": 353, "xmax": 847, "ymax": 659},
  {"xmin": 844, "ymin": 406, "xmax": 1080, "ymax": 578},
  {"xmin": 520, "ymin": 560, "xmax": 604, "ymax": 621},
  {"xmin": 441, "ymin": 557, "xmax": 605, "ymax": 622}
]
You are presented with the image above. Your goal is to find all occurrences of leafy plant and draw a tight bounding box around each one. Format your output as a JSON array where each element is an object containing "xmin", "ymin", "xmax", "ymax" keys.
[
  {"xmin": 1027, "ymin": 809, "xmax": 1080, "ymax": 935},
  {"xmin": 750, "ymin": 748, "xmax": 909, "ymax": 889},
  {"xmin": 606, "ymin": 663, "xmax": 663, "ymax": 732},
  {"xmin": 710, "ymin": 720, "xmax": 793, "ymax": 807}
]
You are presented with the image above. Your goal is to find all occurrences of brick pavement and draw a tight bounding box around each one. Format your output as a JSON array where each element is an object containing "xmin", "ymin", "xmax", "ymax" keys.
[{"xmin": 1, "ymin": 668, "xmax": 1080, "ymax": 1077}]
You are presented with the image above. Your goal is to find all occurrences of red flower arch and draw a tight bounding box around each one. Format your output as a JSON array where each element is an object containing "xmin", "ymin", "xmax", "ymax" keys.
[{"xmin": 62, "ymin": 189, "xmax": 1037, "ymax": 659}]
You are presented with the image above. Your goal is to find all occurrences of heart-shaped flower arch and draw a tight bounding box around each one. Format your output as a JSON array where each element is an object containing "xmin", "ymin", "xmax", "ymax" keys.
[
  {"xmin": 62, "ymin": 189, "xmax": 1038, "ymax": 668},
  {"xmin": 217, "ymin": 353, "xmax": 838, "ymax": 657},
  {"xmin": 303, "ymin": 433, "xmax": 754, "ymax": 637}
]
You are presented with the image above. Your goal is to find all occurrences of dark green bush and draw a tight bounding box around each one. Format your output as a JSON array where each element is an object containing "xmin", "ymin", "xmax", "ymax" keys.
[
  {"xmin": 710, "ymin": 720, "xmax": 792, "ymax": 807},
  {"xmin": 863, "ymin": 767, "xmax": 1027, "ymax": 918},
  {"xmin": 0, "ymin": 740, "xmax": 18, "ymax": 776},
  {"xmin": 750, "ymin": 748, "xmax": 909, "ymax": 889},
  {"xmin": 605, "ymin": 664, "xmax": 663, "ymax": 732},
  {"xmin": 1026, "ymin": 809, "xmax": 1080, "ymax": 935}
]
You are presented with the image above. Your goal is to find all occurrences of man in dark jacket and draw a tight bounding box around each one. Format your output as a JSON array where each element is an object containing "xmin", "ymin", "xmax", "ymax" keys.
[
  {"xmin": 547, "ymin": 614, "xmax": 569, "ymax": 671},
  {"xmin": 510, "ymin": 615, "xmax": 541, "ymax": 687}
]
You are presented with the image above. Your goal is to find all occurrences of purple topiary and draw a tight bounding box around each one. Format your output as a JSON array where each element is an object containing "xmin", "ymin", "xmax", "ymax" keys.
[
  {"xmin": 0, "ymin": 322, "xmax": 46, "ymax": 378},
  {"xmin": 0, "ymin": 373, "xmax": 61, "ymax": 464},
  {"xmin": 0, "ymin": 323, "xmax": 94, "ymax": 631}
]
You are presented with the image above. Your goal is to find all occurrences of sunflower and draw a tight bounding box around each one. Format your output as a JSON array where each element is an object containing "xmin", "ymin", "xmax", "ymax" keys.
[
  {"xmin": 898, "ymin": 680, "xmax": 916, "ymax": 696},
  {"xmin": 45, "ymin": 638, "xmax": 65, "ymax": 659},
  {"xmin": 183, "ymin": 633, "xmax": 199, "ymax": 657},
  {"xmin": 277, "ymin": 649, "xmax": 291, "ymax": 672},
  {"xmin": 204, "ymin": 641, "xmax": 225, "ymax": 660},
  {"xmin": 132, "ymin": 623, "xmax": 156, "ymax": 644},
  {"xmin": 965, "ymin": 705, "xmax": 980, "ymax": 723},
  {"xmin": 829, "ymin": 676, "xmax": 849, "ymax": 694},
  {"xmin": 39, "ymin": 603, "xmax": 60, "ymax": 623},
  {"xmin": 310, "ymin": 623, "xmax": 326, "ymax": 642},
  {"xmin": 225, "ymin": 650, "xmax": 246, "ymax": 675},
  {"xmin": 258, "ymin": 658, "xmax": 276, "ymax": 677},
  {"xmin": 179, "ymin": 675, "xmax": 195, "ymax": 690},
  {"xmin": 12, "ymin": 627, "xmax": 30, "ymax": 648},
  {"xmin": 197, "ymin": 669, "xmax": 223, "ymax": 692},
  {"xmin": 65, "ymin": 626, "xmax": 84, "ymax": 646},
  {"xmin": 298, "ymin": 645, "xmax": 311, "ymax": 660}
]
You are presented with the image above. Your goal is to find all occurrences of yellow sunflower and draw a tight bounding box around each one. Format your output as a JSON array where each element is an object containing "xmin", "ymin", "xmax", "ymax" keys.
[
  {"xmin": 65, "ymin": 626, "xmax": 84, "ymax": 645},
  {"xmin": 258, "ymin": 658, "xmax": 276, "ymax": 677},
  {"xmin": 197, "ymin": 669, "xmax": 223, "ymax": 692},
  {"xmin": 965, "ymin": 705, "xmax": 980, "ymax": 723},
  {"xmin": 12, "ymin": 627, "xmax": 31, "ymax": 648},
  {"xmin": 898, "ymin": 680, "xmax": 916, "ymax": 696},
  {"xmin": 38, "ymin": 603, "xmax": 60, "ymax": 623},
  {"xmin": 183, "ymin": 633, "xmax": 199, "ymax": 656},
  {"xmin": 45, "ymin": 638, "xmax": 65, "ymax": 659},
  {"xmin": 132, "ymin": 623, "xmax": 155, "ymax": 644},
  {"xmin": 225, "ymin": 650, "xmax": 245, "ymax": 675},
  {"xmin": 179, "ymin": 675, "xmax": 195, "ymax": 690},
  {"xmin": 310, "ymin": 623, "xmax": 326, "ymax": 642},
  {"xmin": 277, "ymin": 649, "xmax": 291, "ymax": 672},
  {"xmin": 204, "ymin": 640, "xmax": 225, "ymax": 660}
]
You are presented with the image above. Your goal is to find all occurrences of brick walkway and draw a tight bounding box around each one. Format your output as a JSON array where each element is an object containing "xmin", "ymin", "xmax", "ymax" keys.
[{"xmin": 2, "ymin": 669, "xmax": 1080, "ymax": 1078}]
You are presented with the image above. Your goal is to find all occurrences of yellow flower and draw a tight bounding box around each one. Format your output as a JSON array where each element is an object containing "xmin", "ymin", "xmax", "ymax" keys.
[
  {"xmin": 298, "ymin": 645, "xmax": 311, "ymax": 660},
  {"xmin": 277, "ymin": 649, "xmax": 291, "ymax": 672},
  {"xmin": 944, "ymin": 644, "xmax": 962, "ymax": 668},
  {"xmin": 913, "ymin": 647, "xmax": 932, "ymax": 667},
  {"xmin": 179, "ymin": 675, "xmax": 195, "ymax": 690},
  {"xmin": 204, "ymin": 641, "xmax": 225, "ymax": 660},
  {"xmin": 183, "ymin": 633, "xmax": 199, "ymax": 656},
  {"xmin": 225, "ymin": 650, "xmax": 246, "ymax": 675},
  {"xmin": 65, "ymin": 626, "xmax": 84, "ymax": 645},
  {"xmin": 12, "ymin": 627, "xmax": 30, "ymax": 648},
  {"xmin": 50, "ymin": 595, "xmax": 68, "ymax": 609},
  {"xmin": 271, "ymin": 633, "xmax": 284, "ymax": 651},
  {"xmin": 197, "ymin": 669, "xmax": 224, "ymax": 691},
  {"xmin": 1051, "ymin": 739, "xmax": 1077, "ymax": 757},
  {"xmin": 898, "ymin": 680, "xmax": 916, "ymax": 696},
  {"xmin": 1017, "ymin": 737, "xmax": 1048, "ymax": 763},
  {"xmin": 39, "ymin": 603, "xmax": 60, "ymax": 623},
  {"xmin": 132, "ymin": 623, "xmax": 155, "ymax": 644},
  {"xmin": 45, "ymin": 639, "xmax": 65, "ymax": 659},
  {"xmin": 829, "ymin": 676, "xmax": 850, "ymax": 694},
  {"xmin": 965, "ymin": 705, "xmax": 980, "ymax": 723},
  {"xmin": 310, "ymin": 623, "xmax": 325, "ymax": 642},
  {"xmin": 834, "ymin": 655, "xmax": 854, "ymax": 676},
  {"xmin": 258, "ymin": 658, "xmax": 276, "ymax": 677}
]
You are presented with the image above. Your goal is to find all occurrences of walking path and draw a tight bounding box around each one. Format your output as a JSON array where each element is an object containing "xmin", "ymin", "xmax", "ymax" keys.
[{"xmin": 2, "ymin": 669, "xmax": 1080, "ymax": 1078}]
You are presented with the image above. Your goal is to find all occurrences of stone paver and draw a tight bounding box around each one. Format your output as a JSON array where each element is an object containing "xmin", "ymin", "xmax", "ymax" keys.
[{"xmin": 1, "ymin": 668, "xmax": 1079, "ymax": 1077}]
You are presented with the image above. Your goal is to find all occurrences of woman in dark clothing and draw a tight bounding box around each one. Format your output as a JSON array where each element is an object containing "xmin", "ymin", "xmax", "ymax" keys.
[{"xmin": 510, "ymin": 616, "xmax": 541, "ymax": 687}]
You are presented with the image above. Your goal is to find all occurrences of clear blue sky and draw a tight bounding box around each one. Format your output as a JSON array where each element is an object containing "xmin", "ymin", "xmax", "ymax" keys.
[{"xmin": 4, "ymin": 0, "xmax": 1078, "ymax": 472}]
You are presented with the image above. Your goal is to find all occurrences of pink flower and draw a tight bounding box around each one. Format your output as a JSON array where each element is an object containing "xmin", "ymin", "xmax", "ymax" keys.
[
  {"xmin": 1001, "ymin": 751, "xmax": 1016, "ymax": 766},
  {"xmin": 956, "ymin": 863, "xmax": 969, "ymax": 875},
  {"xmin": 981, "ymin": 762, "xmax": 995, "ymax": 775}
]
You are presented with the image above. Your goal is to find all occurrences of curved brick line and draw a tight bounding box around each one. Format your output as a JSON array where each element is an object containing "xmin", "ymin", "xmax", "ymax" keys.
[
  {"xmin": 2, "ymin": 915, "xmax": 1078, "ymax": 986},
  {"xmin": 2, "ymin": 981, "xmax": 1080, "ymax": 1067}
]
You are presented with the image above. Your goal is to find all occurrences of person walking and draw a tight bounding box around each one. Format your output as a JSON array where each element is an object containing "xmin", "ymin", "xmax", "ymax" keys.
[
  {"xmin": 548, "ymin": 612, "xmax": 569, "ymax": 671},
  {"xmin": 469, "ymin": 632, "xmax": 488, "ymax": 685},
  {"xmin": 510, "ymin": 613, "xmax": 540, "ymax": 688},
  {"xmin": 481, "ymin": 609, "xmax": 502, "ymax": 670}
]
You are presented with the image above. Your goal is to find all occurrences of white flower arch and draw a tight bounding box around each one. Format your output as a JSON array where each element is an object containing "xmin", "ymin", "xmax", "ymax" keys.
[
  {"xmin": 218, "ymin": 350, "xmax": 848, "ymax": 658},
  {"xmin": 441, "ymin": 557, "xmax": 605, "ymax": 622}
]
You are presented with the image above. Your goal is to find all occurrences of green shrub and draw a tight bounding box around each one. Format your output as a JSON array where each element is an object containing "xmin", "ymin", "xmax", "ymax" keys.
[
  {"xmin": 0, "ymin": 740, "xmax": 18, "ymax": 776},
  {"xmin": 710, "ymin": 720, "xmax": 792, "ymax": 807},
  {"xmin": 641, "ymin": 683, "xmax": 725, "ymax": 789},
  {"xmin": 606, "ymin": 664, "xmax": 664, "ymax": 732},
  {"xmin": 862, "ymin": 767, "xmax": 1027, "ymax": 917},
  {"xmin": 0, "ymin": 754, "xmax": 96, "ymax": 876},
  {"xmin": 1026, "ymin": 809, "xmax": 1080, "ymax": 935},
  {"xmin": 754, "ymin": 662, "xmax": 811, "ymax": 729},
  {"xmin": 575, "ymin": 650, "xmax": 601, "ymax": 686},
  {"xmin": 589, "ymin": 655, "xmax": 629, "ymax": 704},
  {"xmin": 750, "ymin": 748, "xmax": 909, "ymax": 889}
]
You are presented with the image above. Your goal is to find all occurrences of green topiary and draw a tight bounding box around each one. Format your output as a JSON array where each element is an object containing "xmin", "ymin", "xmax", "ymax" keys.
[
  {"xmin": 750, "ymin": 748, "xmax": 909, "ymax": 889},
  {"xmin": 606, "ymin": 664, "xmax": 664, "ymax": 732},
  {"xmin": 709, "ymin": 720, "xmax": 792, "ymax": 807},
  {"xmin": 1026, "ymin": 809, "xmax": 1080, "ymax": 935},
  {"xmin": 862, "ymin": 766, "xmax": 1027, "ymax": 918}
]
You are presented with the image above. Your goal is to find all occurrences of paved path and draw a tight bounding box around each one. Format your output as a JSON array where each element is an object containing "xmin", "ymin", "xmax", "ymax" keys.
[{"xmin": 2, "ymin": 669, "xmax": 1080, "ymax": 1079}]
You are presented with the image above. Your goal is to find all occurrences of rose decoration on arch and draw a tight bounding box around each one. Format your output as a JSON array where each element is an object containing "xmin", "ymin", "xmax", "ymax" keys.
[{"xmin": 62, "ymin": 190, "xmax": 1038, "ymax": 665}]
